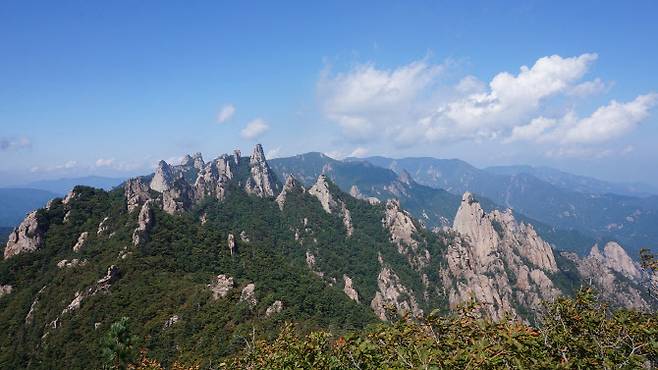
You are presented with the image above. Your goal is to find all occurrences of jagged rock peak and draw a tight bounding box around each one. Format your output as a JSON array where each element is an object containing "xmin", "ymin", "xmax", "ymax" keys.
[
  {"xmin": 132, "ymin": 200, "xmax": 155, "ymax": 246},
  {"xmin": 245, "ymin": 144, "xmax": 276, "ymax": 197},
  {"xmin": 150, "ymin": 160, "xmax": 174, "ymax": 193},
  {"xmin": 349, "ymin": 185, "xmax": 381, "ymax": 205},
  {"xmin": 370, "ymin": 266, "xmax": 423, "ymax": 320},
  {"xmin": 233, "ymin": 149, "xmax": 241, "ymax": 164},
  {"xmin": 192, "ymin": 152, "xmax": 204, "ymax": 169},
  {"xmin": 250, "ymin": 143, "xmax": 266, "ymax": 165},
  {"xmin": 383, "ymin": 199, "xmax": 418, "ymax": 249},
  {"xmin": 181, "ymin": 154, "xmax": 194, "ymax": 167},
  {"xmin": 308, "ymin": 175, "xmax": 337, "ymax": 214},
  {"xmin": 453, "ymin": 192, "xmax": 557, "ymax": 272},
  {"xmin": 275, "ymin": 175, "xmax": 301, "ymax": 210},
  {"xmin": 4, "ymin": 211, "xmax": 45, "ymax": 259},
  {"xmin": 124, "ymin": 178, "xmax": 151, "ymax": 213},
  {"xmin": 589, "ymin": 242, "xmax": 641, "ymax": 281}
]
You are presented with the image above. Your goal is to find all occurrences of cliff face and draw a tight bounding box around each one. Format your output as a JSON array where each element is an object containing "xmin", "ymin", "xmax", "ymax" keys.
[
  {"xmin": 446, "ymin": 192, "xmax": 561, "ymax": 320},
  {"xmin": 561, "ymin": 242, "xmax": 649, "ymax": 309},
  {"xmin": 4, "ymin": 211, "xmax": 46, "ymax": 259}
]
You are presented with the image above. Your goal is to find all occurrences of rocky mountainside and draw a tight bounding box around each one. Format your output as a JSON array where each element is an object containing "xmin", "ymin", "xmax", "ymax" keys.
[
  {"xmin": 355, "ymin": 156, "xmax": 658, "ymax": 256},
  {"xmin": 1, "ymin": 145, "xmax": 655, "ymax": 368}
]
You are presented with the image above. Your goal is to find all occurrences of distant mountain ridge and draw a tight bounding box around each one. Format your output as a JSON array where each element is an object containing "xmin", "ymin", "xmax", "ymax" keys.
[
  {"xmin": 351, "ymin": 155, "xmax": 658, "ymax": 257},
  {"xmin": 0, "ymin": 188, "xmax": 58, "ymax": 227}
]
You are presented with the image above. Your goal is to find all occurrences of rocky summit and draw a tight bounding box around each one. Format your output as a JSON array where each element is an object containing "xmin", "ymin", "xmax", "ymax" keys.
[{"xmin": 0, "ymin": 144, "xmax": 656, "ymax": 369}]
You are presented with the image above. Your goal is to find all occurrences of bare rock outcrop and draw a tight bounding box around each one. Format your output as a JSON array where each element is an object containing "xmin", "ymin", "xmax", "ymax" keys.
[
  {"xmin": 161, "ymin": 176, "xmax": 194, "ymax": 215},
  {"xmin": 208, "ymin": 274, "xmax": 234, "ymax": 299},
  {"xmin": 370, "ymin": 266, "xmax": 423, "ymax": 320},
  {"xmin": 308, "ymin": 175, "xmax": 353, "ymax": 236},
  {"xmin": 445, "ymin": 192, "xmax": 561, "ymax": 320},
  {"xmin": 132, "ymin": 200, "xmax": 155, "ymax": 246},
  {"xmin": 275, "ymin": 175, "xmax": 302, "ymax": 210},
  {"xmin": 63, "ymin": 265, "xmax": 120, "ymax": 315},
  {"xmin": 4, "ymin": 211, "xmax": 45, "ymax": 259},
  {"xmin": 343, "ymin": 275, "xmax": 359, "ymax": 303},
  {"xmin": 240, "ymin": 283, "xmax": 257, "ymax": 307},
  {"xmin": 25, "ymin": 285, "xmax": 47, "ymax": 324},
  {"xmin": 194, "ymin": 155, "xmax": 233, "ymax": 202},
  {"xmin": 163, "ymin": 314, "xmax": 180, "ymax": 329},
  {"xmin": 0, "ymin": 284, "xmax": 12, "ymax": 298},
  {"xmin": 245, "ymin": 144, "xmax": 277, "ymax": 197},
  {"xmin": 124, "ymin": 178, "xmax": 151, "ymax": 212},
  {"xmin": 150, "ymin": 160, "xmax": 175, "ymax": 193},
  {"xmin": 382, "ymin": 199, "xmax": 430, "ymax": 269},
  {"xmin": 72, "ymin": 232, "xmax": 89, "ymax": 252},
  {"xmin": 97, "ymin": 217, "xmax": 110, "ymax": 235},
  {"xmin": 228, "ymin": 233, "xmax": 236, "ymax": 256},
  {"xmin": 562, "ymin": 243, "xmax": 648, "ymax": 309},
  {"xmin": 349, "ymin": 185, "xmax": 380, "ymax": 205},
  {"xmin": 57, "ymin": 259, "xmax": 87, "ymax": 269},
  {"xmin": 265, "ymin": 300, "xmax": 283, "ymax": 317}
]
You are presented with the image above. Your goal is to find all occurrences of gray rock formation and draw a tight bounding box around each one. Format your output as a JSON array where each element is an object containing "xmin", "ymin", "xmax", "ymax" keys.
[
  {"xmin": 382, "ymin": 199, "xmax": 429, "ymax": 269},
  {"xmin": 445, "ymin": 192, "xmax": 561, "ymax": 320},
  {"xmin": 371, "ymin": 265, "xmax": 423, "ymax": 320},
  {"xmin": 561, "ymin": 243, "xmax": 649, "ymax": 309},
  {"xmin": 343, "ymin": 275, "xmax": 359, "ymax": 303},
  {"xmin": 57, "ymin": 259, "xmax": 86, "ymax": 269},
  {"xmin": 0, "ymin": 284, "xmax": 12, "ymax": 298},
  {"xmin": 265, "ymin": 300, "xmax": 283, "ymax": 317},
  {"xmin": 308, "ymin": 175, "xmax": 353, "ymax": 236},
  {"xmin": 63, "ymin": 265, "xmax": 120, "ymax": 315},
  {"xmin": 24, "ymin": 285, "xmax": 47, "ymax": 324},
  {"xmin": 208, "ymin": 274, "xmax": 234, "ymax": 299},
  {"xmin": 275, "ymin": 175, "xmax": 302, "ymax": 210},
  {"xmin": 193, "ymin": 155, "xmax": 232, "ymax": 202},
  {"xmin": 245, "ymin": 144, "xmax": 277, "ymax": 197},
  {"xmin": 240, "ymin": 283, "xmax": 257, "ymax": 307},
  {"xmin": 228, "ymin": 233, "xmax": 236, "ymax": 256},
  {"xmin": 97, "ymin": 217, "xmax": 110, "ymax": 235},
  {"xmin": 132, "ymin": 200, "xmax": 154, "ymax": 246},
  {"xmin": 4, "ymin": 211, "xmax": 45, "ymax": 259},
  {"xmin": 240, "ymin": 231, "xmax": 250, "ymax": 243},
  {"xmin": 124, "ymin": 178, "xmax": 151, "ymax": 213},
  {"xmin": 161, "ymin": 176, "xmax": 194, "ymax": 215},
  {"xmin": 72, "ymin": 232, "xmax": 89, "ymax": 252},
  {"xmin": 349, "ymin": 185, "xmax": 380, "ymax": 205},
  {"xmin": 163, "ymin": 315, "xmax": 180, "ymax": 329},
  {"xmin": 150, "ymin": 160, "xmax": 175, "ymax": 193},
  {"xmin": 193, "ymin": 152, "xmax": 205, "ymax": 170}
]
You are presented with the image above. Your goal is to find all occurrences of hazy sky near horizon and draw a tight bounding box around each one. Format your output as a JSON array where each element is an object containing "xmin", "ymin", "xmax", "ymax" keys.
[{"xmin": 1, "ymin": 1, "xmax": 658, "ymax": 186}]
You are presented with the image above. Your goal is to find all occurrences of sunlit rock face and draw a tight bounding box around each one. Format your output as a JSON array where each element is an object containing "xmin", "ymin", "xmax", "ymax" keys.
[
  {"xmin": 4, "ymin": 211, "xmax": 45, "ymax": 259},
  {"xmin": 445, "ymin": 192, "xmax": 561, "ymax": 320}
]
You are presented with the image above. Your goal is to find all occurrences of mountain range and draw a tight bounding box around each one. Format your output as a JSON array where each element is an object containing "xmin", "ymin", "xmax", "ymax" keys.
[{"xmin": 0, "ymin": 144, "xmax": 655, "ymax": 368}]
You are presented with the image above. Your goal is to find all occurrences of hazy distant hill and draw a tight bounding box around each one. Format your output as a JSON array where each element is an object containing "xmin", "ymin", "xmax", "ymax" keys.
[
  {"xmin": 22, "ymin": 176, "xmax": 126, "ymax": 195},
  {"xmin": 0, "ymin": 188, "xmax": 58, "ymax": 227}
]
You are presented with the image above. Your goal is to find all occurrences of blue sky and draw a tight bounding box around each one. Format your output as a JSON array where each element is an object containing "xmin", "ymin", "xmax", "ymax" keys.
[{"xmin": 1, "ymin": 1, "xmax": 658, "ymax": 186}]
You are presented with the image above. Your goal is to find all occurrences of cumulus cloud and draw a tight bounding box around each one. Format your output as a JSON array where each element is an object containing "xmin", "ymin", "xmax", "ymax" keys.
[
  {"xmin": 217, "ymin": 104, "xmax": 236, "ymax": 123},
  {"xmin": 318, "ymin": 59, "xmax": 443, "ymax": 138},
  {"xmin": 95, "ymin": 158, "xmax": 115, "ymax": 167},
  {"xmin": 0, "ymin": 137, "xmax": 31, "ymax": 151},
  {"xmin": 241, "ymin": 118, "xmax": 269, "ymax": 139},
  {"xmin": 317, "ymin": 53, "xmax": 657, "ymax": 155},
  {"xmin": 509, "ymin": 93, "xmax": 658, "ymax": 144}
]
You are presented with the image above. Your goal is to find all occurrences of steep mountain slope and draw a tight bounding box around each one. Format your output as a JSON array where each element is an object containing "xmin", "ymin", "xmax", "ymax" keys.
[
  {"xmin": 356, "ymin": 156, "xmax": 658, "ymax": 256},
  {"xmin": 1, "ymin": 145, "xmax": 653, "ymax": 368},
  {"xmin": 0, "ymin": 188, "xmax": 59, "ymax": 227}
]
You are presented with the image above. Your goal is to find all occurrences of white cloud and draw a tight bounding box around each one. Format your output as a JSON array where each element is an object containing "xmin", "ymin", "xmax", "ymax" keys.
[
  {"xmin": 508, "ymin": 93, "xmax": 658, "ymax": 145},
  {"xmin": 95, "ymin": 158, "xmax": 115, "ymax": 167},
  {"xmin": 348, "ymin": 147, "xmax": 369, "ymax": 157},
  {"xmin": 561, "ymin": 93, "xmax": 657, "ymax": 144},
  {"xmin": 567, "ymin": 78, "xmax": 608, "ymax": 97},
  {"xmin": 318, "ymin": 53, "xmax": 602, "ymax": 144},
  {"xmin": 317, "ymin": 59, "xmax": 443, "ymax": 138},
  {"xmin": 241, "ymin": 118, "xmax": 269, "ymax": 139},
  {"xmin": 217, "ymin": 104, "xmax": 236, "ymax": 123}
]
